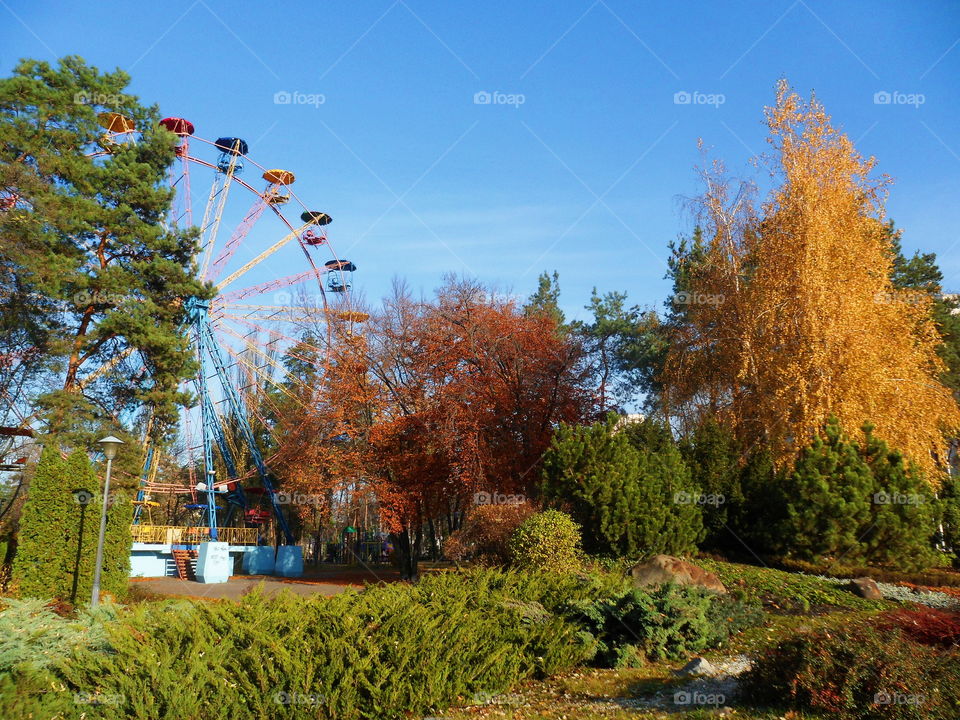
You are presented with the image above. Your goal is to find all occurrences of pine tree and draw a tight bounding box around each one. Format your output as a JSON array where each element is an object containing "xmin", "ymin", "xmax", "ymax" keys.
[
  {"xmin": 625, "ymin": 419, "xmax": 705, "ymax": 557},
  {"xmin": 523, "ymin": 271, "xmax": 566, "ymax": 329},
  {"xmin": 939, "ymin": 476, "xmax": 960, "ymax": 566},
  {"xmin": 542, "ymin": 415, "xmax": 703, "ymax": 557},
  {"xmin": 861, "ymin": 425, "xmax": 937, "ymax": 569},
  {"xmin": 679, "ymin": 418, "xmax": 743, "ymax": 550},
  {"xmin": 778, "ymin": 417, "xmax": 938, "ymax": 568},
  {"xmin": 12, "ymin": 446, "xmax": 72, "ymax": 598},
  {"xmin": 735, "ymin": 446, "xmax": 784, "ymax": 556},
  {"xmin": 0, "ymin": 56, "xmax": 208, "ymax": 446},
  {"xmin": 780, "ymin": 417, "xmax": 874, "ymax": 562}
]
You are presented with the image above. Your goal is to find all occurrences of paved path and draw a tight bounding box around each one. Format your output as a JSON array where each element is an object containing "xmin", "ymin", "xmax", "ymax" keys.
[{"xmin": 130, "ymin": 565, "xmax": 407, "ymax": 601}]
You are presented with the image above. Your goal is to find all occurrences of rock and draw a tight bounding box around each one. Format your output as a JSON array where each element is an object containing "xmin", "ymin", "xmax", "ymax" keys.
[
  {"xmin": 628, "ymin": 555, "xmax": 727, "ymax": 594},
  {"xmin": 848, "ymin": 576, "xmax": 883, "ymax": 600},
  {"xmin": 675, "ymin": 657, "xmax": 717, "ymax": 677}
]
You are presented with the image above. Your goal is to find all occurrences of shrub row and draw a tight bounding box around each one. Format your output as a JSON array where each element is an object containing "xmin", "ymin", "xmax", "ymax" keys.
[
  {"xmin": 0, "ymin": 569, "xmax": 622, "ymax": 719},
  {"xmin": 0, "ymin": 567, "xmax": 749, "ymax": 719}
]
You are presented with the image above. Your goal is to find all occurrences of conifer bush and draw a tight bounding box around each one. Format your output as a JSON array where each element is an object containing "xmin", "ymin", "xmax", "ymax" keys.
[
  {"xmin": 567, "ymin": 583, "xmax": 762, "ymax": 667},
  {"xmin": 1, "ymin": 569, "xmax": 597, "ymax": 719},
  {"xmin": 12, "ymin": 446, "xmax": 71, "ymax": 599},
  {"xmin": 541, "ymin": 416, "xmax": 704, "ymax": 557},
  {"xmin": 12, "ymin": 447, "xmax": 131, "ymax": 602},
  {"xmin": 779, "ymin": 417, "xmax": 938, "ymax": 570},
  {"xmin": 508, "ymin": 510, "xmax": 583, "ymax": 572},
  {"xmin": 742, "ymin": 624, "xmax": 960, "ymax": 719}
]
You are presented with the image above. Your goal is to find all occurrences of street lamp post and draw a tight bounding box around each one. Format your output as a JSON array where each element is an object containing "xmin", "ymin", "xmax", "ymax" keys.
[{"xmin": 91, "ymin": 435, "xmax": 124, "ymax": 607}]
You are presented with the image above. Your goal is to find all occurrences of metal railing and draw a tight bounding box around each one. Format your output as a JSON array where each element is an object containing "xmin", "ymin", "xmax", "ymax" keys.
[{"xmin": 130, "ymin": 525, "xmax": 259, "ymax": 546}]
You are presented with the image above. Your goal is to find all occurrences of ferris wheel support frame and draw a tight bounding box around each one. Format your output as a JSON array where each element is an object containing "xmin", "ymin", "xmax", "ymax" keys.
[{"xmin": 186, "ymin": 296, "xmax": 294, "ymax": 545}]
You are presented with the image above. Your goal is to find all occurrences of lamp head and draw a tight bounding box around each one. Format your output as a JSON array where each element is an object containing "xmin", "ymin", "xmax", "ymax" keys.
[{"xmin": 97, "ymin": 435, "xmax": 124, "ymax": 461}]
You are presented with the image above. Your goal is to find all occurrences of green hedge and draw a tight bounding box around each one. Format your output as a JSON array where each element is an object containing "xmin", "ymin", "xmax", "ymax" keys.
[{"xmin": 1, "ymin": 569, "xmax": 610, "ymax": 720}]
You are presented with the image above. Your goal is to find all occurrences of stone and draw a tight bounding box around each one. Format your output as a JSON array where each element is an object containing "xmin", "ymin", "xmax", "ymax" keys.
[
  {"xmin": 675, "ymin": 657, "xmax": 717, "ymax": 677},
  {"xmin": 848, "ymin": 576, "xmax": 882, "ymax": 600},
  {"xmin": 628, "ymin": 555, "xmax": 727, "ymax": 593}
]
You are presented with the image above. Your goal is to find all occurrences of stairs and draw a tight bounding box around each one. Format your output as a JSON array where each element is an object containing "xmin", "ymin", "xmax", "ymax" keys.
[{"xmin": 172, "ymin": 549, "xmax": 199, "ymax": 580}]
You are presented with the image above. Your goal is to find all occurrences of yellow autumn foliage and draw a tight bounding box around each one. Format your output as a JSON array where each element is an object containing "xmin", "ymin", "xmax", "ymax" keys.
[{"xmin": 662, "ymin": 80, "xmax": 959, "ymax": 482}]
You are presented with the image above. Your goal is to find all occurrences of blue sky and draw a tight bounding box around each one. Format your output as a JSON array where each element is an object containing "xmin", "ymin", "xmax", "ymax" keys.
[{"xmin": 3, "ymin": 0, "xmax": 959, "ymax": 323}]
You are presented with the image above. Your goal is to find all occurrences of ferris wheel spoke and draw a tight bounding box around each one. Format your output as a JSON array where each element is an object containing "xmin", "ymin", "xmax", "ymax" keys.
[
  {"xmin": 214, "ymin": 270, "xmax": 318, "ymax": 305},
  {"xmin": 216, "ymin": 333, "xmax": 313, "ymax": 405},
  {"xmin": 215, "ymin": 221, "xmax": 318, "ymax": 291},
  {"xmin": 204, "ymin": 196, "xmax": 269, "ymax": 283},
  {"xmin": 216, "ymin": 326, "xmax": 319, "ymax": 397},
  {"xmin": 215, "ymin": 313, "xmax": 331, "ymax": 360}
]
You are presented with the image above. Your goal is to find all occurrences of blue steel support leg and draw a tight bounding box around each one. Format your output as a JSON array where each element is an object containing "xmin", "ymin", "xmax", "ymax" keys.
[{"xmin": 198, "ymin": 319, "xmax": 294, "ymax": 544}]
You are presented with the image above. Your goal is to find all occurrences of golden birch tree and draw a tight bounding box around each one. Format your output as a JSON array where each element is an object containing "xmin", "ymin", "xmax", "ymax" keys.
[{"xmin": 662, "ymin": 81, "xmax": 959, "ymax": 481}]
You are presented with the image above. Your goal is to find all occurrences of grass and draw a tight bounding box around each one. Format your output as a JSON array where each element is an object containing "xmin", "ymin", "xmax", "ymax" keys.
[
  {"xmin": 435, "ymin": 558, "xmax": 899, "ymax": 720},
  {"xmin": 698, "ymin": 557, "xmax": 890, "ymax": 613}
]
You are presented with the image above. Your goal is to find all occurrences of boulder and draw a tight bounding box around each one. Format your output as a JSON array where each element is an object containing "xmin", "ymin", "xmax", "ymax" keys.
[
  {"xmin": 848, "ymin": 576, "xmax": 883, "ymax": 600},
  {"xmin": 628, "ymin": 555, "xmax": 727, "ymax": 594},
  {"xmin": 675, "ymin": 657, "xmax": 717, "ymax": 677}
]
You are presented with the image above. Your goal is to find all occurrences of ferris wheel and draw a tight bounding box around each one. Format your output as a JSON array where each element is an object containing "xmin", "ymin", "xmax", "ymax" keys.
[{"xmin": 91, "ymin": 113, "xmax": 361, "ymax": 559}]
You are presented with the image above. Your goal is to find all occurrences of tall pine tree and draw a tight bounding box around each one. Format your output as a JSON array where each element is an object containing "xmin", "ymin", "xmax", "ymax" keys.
[{"xmin": 0, "ymin": 56, "xmax": 208, "ymax": 446}]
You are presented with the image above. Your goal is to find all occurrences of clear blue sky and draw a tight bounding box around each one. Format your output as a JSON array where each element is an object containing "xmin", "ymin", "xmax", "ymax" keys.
[{"xmin": 3, "ymin": 0, "xmax": 959, "ymax": 323}]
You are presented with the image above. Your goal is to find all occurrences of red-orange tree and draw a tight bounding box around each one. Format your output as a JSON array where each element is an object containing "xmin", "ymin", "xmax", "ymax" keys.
[{"xmin": 275, "ymin": 278, "xmax": 593, "ymax": 577}]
